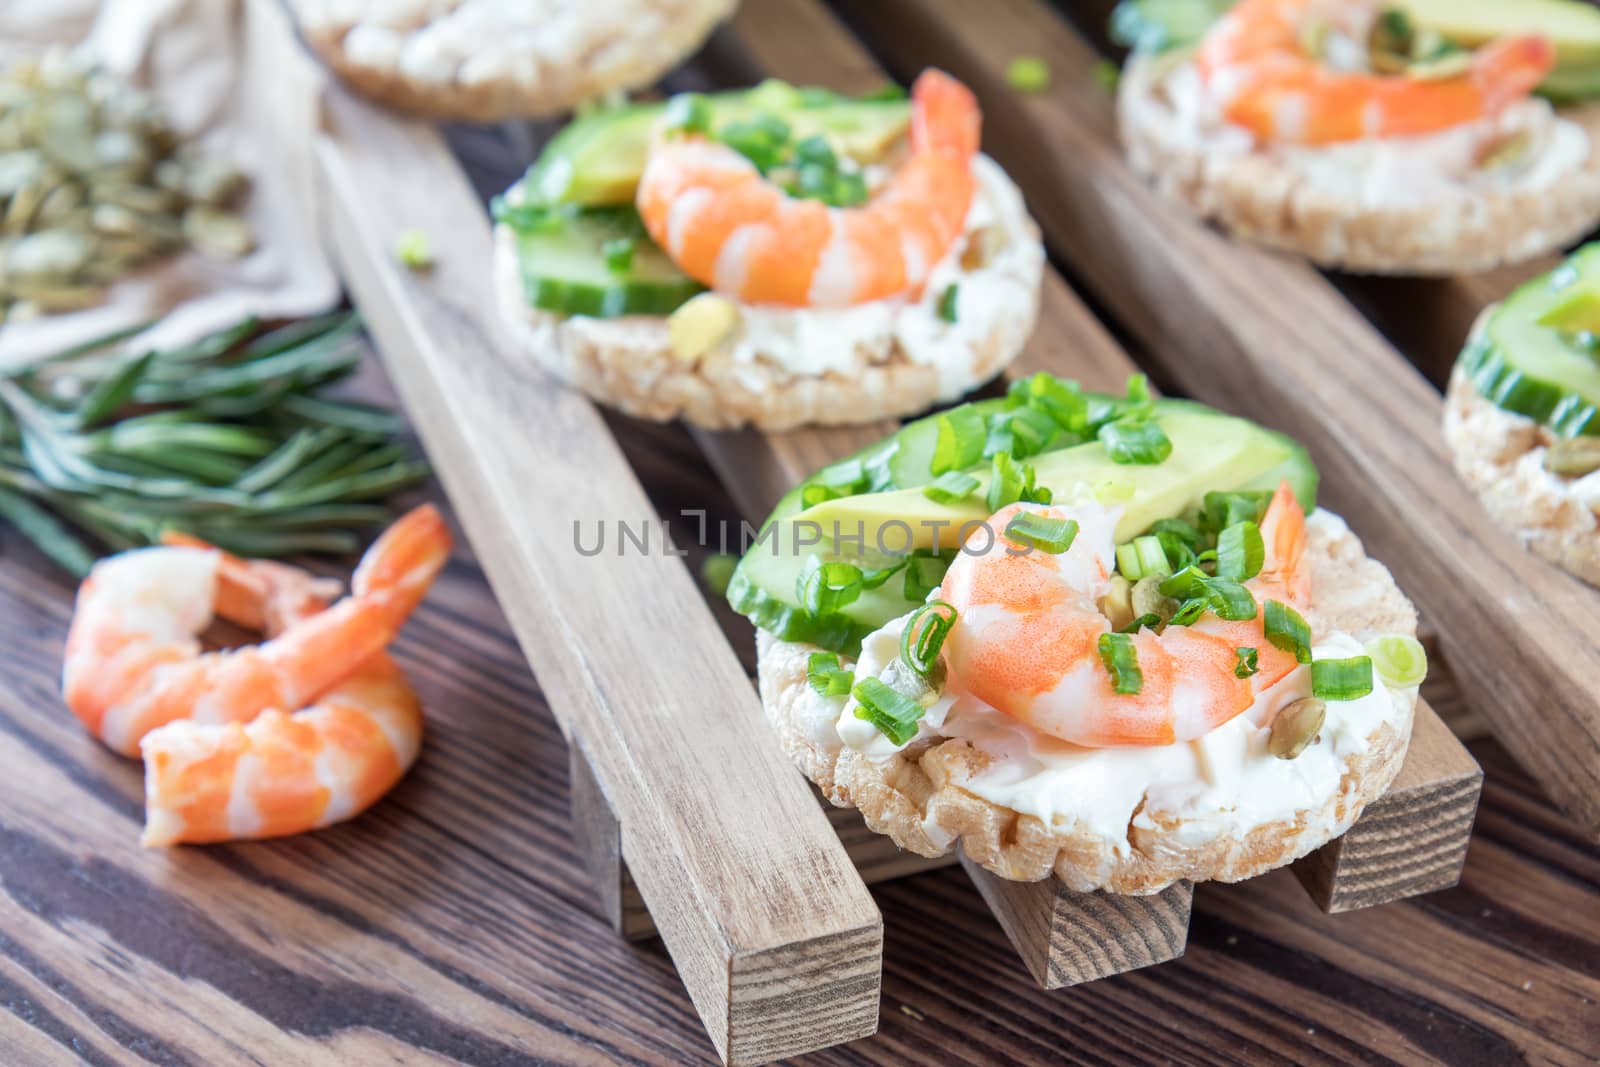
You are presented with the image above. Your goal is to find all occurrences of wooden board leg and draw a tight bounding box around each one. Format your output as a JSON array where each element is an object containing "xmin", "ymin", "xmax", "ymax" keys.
[
  {"xmin": 1293, "ymin": 700, "xmax": 1482, "ymax": 912},
  {"xmin": 961, "ymin": 855, "xmax": 1192, "ymax": 988},
  {"xmin": 567, "ymin": 743, "xmax": 655, "ymax": 941}
]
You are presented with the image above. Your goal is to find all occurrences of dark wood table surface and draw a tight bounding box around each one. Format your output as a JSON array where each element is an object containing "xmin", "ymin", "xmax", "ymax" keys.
[{"xmin": 3, "ymin": 14, "xmax": 1600, "ymax": 1067}]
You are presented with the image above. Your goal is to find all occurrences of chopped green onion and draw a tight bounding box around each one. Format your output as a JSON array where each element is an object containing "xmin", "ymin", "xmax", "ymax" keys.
[
  {"xmin": 860, "ymin": 558, "xmax": 908, "ymax": 590},
  {"xmin": 1169, "ymin": 598, "xmax": 1208, "ymax": 627},
  {"xmin": 1097, "ymin": 632, "xmax": 1143, "ymax": 694},
  {"xmin": 602, "ymin": 237, "xmax": 635, "ymax": 274},
  {"xmin": 1202, "ymin": 577, "xmax": 1256, "ymax": 621},
  {"xmin": 1264, "ymin": 599, "xmax": 1313, "ymax": 664},
  {"xmin": 796, "ymin": 556, "xmax": 864, "ymax": 615},
  {"xmin": 816, "ymin": 457, "xmax": 868, "ymax": 493},
  {"xmin": 1115, "ymin": 534, "xmax": 1171, "ymax": 580},
  {"xmin": 1004, "ymin": 512, "xmax": 1079, "ymax": 554},
  {"xmin": 852, "ymin": 676, "xmax": 926, "ymax": 745},
  {"xmin": 903, "ymin": 550, "xmax": 950, "ymax": 602},
  {"xmin": 1006, "ymin": 55, "xmax": 1051, "ymax": 93},
  {"xmin": 861, "ymin": 82, "xmax": 908, "ymax": 101},
  {"xmin": 1201, "ymin": 490, "xmax": 1270, "ymax": 535},
  {"xmin": 1149, "ymin": 516, "xmax": 1201, "ymax": 548},
  {"xmin": 1216, "ymin": 520, "xmax": 1264, "ymax": 581},
  {"xmin": 1094, "ymin": 59, "xmax": 1121, "ymax": 94},
  {"xmin": 1364, "ymin": 634, "xmax": 1428, "ymax": 688},
  {"xmin": 938, "ymin": 283, "xmax": 960, "ymax": 323},
  {"xmin": 986, "ymin": 452, "xmax": 1029, "ymax": 511},
  {"xmin": 1098, "ymin": 416, "xmax": 1172, "ymax": 465},
  {"xmin": 792, "ymin": 134, "xmax": 837, "ymax": 168},
  {"xmin": 901, "ymin": 599, "xmax": 959, "ymax": 676},
  {"xmin": 1234, "ymin": 647, "xmax": 1259, "ymax": 679},
  {"xmin": 801, "ymin": 483, "xmax": 845, "ymax": 508},
  {"xmin": 985, "ymin": 404, "xmax": 1058, "ymax": 460},
  {"xmin": 808, "ymin": 651, "xmax": 855, "ymax": 696},
  {"xmin": 700, "ymin": 553, "xmax": 737, "ymax": 597},
  {"xmin": 663, "ymin": 92, "xmax": 713, "ymax": 135},
  {"xmin": 1158, "ymin": 564, "xmax": 1209, "ymax": 601},
  {"xmin": 923, "ymin": 471, "xmax": 980, "ymax": 505},
  {"xmin": 1120, "ymin": 613, "xmax": 1161, "ymax": 634},
  {"xmin": 1123, "ymin": 373, "xmax": 1154, "ymax": 414},
  {"xmin": 930, "ymin": 405, "xmax": 986, "ymax": 475},
  {"xmin": 1011, "ymin": 372, "xmax": 1087, "ymax": 431},
  {"xmin": 1311, "ymin": 656, "xmax": 1374, "ymax": 701},
  {"xmin": 394, "ymin": 229, "xmax": 434, "ymax": 270}
]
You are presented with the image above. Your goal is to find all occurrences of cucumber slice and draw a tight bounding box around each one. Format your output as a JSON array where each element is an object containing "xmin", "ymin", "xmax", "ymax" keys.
[
  {"xmin": 730, "ymin": 391, "xmax": 1319, "ymax": 655},
  {"xmin": 509, "ymin": 209, "xmax": 704, "ymax": 318},
  {"xmin": 1461, "ymin": 244, "xmax": 1600, "ymax": 437},
  {"xmin": 1110, "ymin": 0, "xmax": 1230, "ymax": 53}
]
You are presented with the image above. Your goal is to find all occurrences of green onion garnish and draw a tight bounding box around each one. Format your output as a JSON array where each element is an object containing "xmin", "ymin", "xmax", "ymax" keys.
[
  {"xmin": 1011, "ymin": 372, "xmax": 1088, "ymax": 432},
  {"xmin": 1169, "ymin": 598, "xmax": 1207, "ymax": 627},
  {"xmin": 1311, "ymin": 656, "xmax": 1374, "ymax": 701},
  {"xmin": 1201, "ymin": 490, "xmax": 1270, "ymax": 535},
  {"xmin": 931, "ymin": 406, "xmax": 985, "ymax": 475},
  {"xmin": 1123, "ymin": 373, "xmax": 1154, "ymax": 413},
  {"xmin": 901, "ymin": 599, "xmax": 959, "ymax": 676},
  {"xmin": 1203, "ymin": 578, "xmax": 1257, "ymax": 621},
  {"xmin": 700, "ymin": 553, "xmax": 737, "ymax": 597},
  {"xmin": 1097, "ymin": 632, "xmax": 1143, "ymax": 694},
  {"xmin": 1098, "ymin": 416, "xmax": 1172, "ymax": 465},
  {"xmin": 1115, "ymin": 534, "xmax": 1171, "ymax": 580},
  {"xmin": 1120, "ymin": 613, "xmax": 1161, "ymax": 634},
  {"xmin": 1364, "ymin": 634, "xmax": 1428, "ymax": 688},
  {"xmin": 1216, "ymin": 520, "xmax": 1264, "ymax": 581},
  {"xmin": 1004, "ymin": 512, "xmax": 1079, "ymax": 554},
  {"xmin": 663, "ymin": 92, "xmax": 713, "ymax": 135},
  {"xmin": 1158, "ymin": 564, "xmax": 1209, "ymax": 601},
  {"xmin": 923, "ymin": 471, "xmax": 980, "ymax": 505},
  {"xmin": 602, "ymin": 237, "xmax": 635, "ymax": 274},
  {"xmin": 987, "ymin": 451, "xmax": 1025, "ymax": 511},
  {"xmin": 985, "ymin": 404, "xmax": 1059, "ymax": 460},
  {"xmin": 796, "ymin": 556, "xmax": 864, "ymax": 615},
  {"xmin": 938, "ymin": 283, "xmax": 960, "ymax": 323},
  {"xmin": 1006, "ymin": 55, "xmax": 1051, "ymax": 93},
  {"xmin": 852, "ymin": 676, "xmax": 926, "ymax": 745},
  {"xmin": 860, "ymin": 559, "xmax": 907, "ymax": 590},
  {"xmin": 807, "ymin": 651, "xmax": 855, "ymax": 696},
  {"xmin": 903, "ymin": 550, "xmax": 950, "ymax": 602},
  {"xmin": 1264, "ymin": 599, "xmax": 1313, "ymax": 664},
  {"xmin": 394, "ymin": 229, "xmax": 433, "ymax": 270},
  {"xmin": 1234, "ymin": 647, "xmax": 1259, "ymax": 679}
]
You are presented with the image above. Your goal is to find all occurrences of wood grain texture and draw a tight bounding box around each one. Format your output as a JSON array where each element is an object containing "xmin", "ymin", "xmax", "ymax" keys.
[
  {"xmin": 318, "ymin": 88, "xmax": 880, "ymax": 1064},
  {"xmin": 568, "ymin": 743, "xmax": 655, "ymax": 941},
  {"xmin": 842, "ymin": 0, "xmax": 1600, "ymax": 836},
  {"xmin": 962, "ymin": 859, "xmax": 1193, "ymax": 988},
  {"xmin": 1295, "ymin": 706, "xmax": 1483, "ymax": 913}
]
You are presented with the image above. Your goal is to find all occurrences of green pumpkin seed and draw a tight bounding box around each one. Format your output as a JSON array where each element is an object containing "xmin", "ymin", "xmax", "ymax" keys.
[
  {"xmin": 1268, "ymin": 697, "xmax": 1327, "ymax": 759},
  {"xmin": 1544, "ymin": 436, "xmax": 1600, "ymax": 477}
]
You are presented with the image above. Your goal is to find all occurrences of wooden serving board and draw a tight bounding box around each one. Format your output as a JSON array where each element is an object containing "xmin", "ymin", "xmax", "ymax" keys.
[
  {"xmin": 314, "ymin": 0, "xmax": 1486, "ymax": 1057},
  {"xmin": 837, "ymin": 0, "xmax": 1600, "ymax": 837}
]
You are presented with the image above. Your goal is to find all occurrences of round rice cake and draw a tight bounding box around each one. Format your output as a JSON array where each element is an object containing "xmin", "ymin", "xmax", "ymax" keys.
[
  {"xmin": 492, "ymin": 155, "xmax": 1045, "ymax": 430},
  {"xmin": 756, "ymin": 510, "xmax": 1419, "ymax": 895},
  {"xmin": 1118, "ymin": 50, "xmax": 1600, "ymax": 275},
  {"xmin": 1443, "ymin": 308, "xmax": 1600, "ymax": 586},
  {"xmin": 289, "ymin": 0, "xmax": 738, "ymax": 121}
]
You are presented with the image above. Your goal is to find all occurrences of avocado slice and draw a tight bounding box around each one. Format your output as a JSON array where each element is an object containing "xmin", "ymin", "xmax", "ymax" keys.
[
  {"xmin": 522, "ymin": 81, "xmax": 912, "ymax": 207},
  {"xmin": 1400, "ymin": 0, "xmax": 1600, "ymax": 99},
  {"xmin": 1461, "ymin": 243, "xmax": 1600, "ymax": 437},
  {"xmin": 728, "ymin": 395, "xmax": 1318, "ymax": 654}
]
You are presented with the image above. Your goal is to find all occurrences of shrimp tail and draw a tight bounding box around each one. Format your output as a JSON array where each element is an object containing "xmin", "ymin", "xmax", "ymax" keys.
[
  {"xmin": 1259, "ymin": 480, "xmax": 1309, "ymax": 603},
  {"xmin": 1474, "ymin": 35, "xmax": 1556, "ymax": 114},
  {"xmin": 912, "ymin": 68, "xmax": 981, "ymax": 158},
  {"xmin": 352, "ymin": 504, "xmax": 452, "ymax": 624}
]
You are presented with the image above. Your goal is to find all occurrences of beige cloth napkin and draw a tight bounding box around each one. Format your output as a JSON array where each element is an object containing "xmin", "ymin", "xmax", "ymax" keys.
[{"xmin": 0, "ymin": 0, "xmax": 339, "ymax": 369}]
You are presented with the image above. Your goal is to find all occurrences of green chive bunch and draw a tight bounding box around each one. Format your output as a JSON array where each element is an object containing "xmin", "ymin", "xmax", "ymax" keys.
[{"xmin": 0, "ymin": 313, "xmax": 428, "ymax": 577}]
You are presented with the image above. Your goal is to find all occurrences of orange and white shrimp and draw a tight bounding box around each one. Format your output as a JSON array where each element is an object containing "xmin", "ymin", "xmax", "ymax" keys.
[
  {"xmin": 138, "ymin": 531, "xmax": 432, "ymax": 846},
  {"xmin": 62, "ymin": 505, "xmax": 449, "ymax": 759},
  {"xmin": 939, "ymin": 484, "xmax": 1309, "ymax": 747},
  {"xmin": 1197, "ymin": 0, "xmax": 1554, "ymax": 145},
  {"xmin": 636, "ymin": 69, "xmax": 980, "ymax": 307}
]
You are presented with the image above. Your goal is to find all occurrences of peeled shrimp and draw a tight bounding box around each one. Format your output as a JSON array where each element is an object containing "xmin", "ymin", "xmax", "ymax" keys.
[
  {"xmin": 62, "ymin": 505, "xmax": 449, "ymax": 758},
  {"xmin": 939, "ymin": 484, "xmax": 1309, "ymax": 747},
  {"xmin": 140, "ymin": 532, "xmax": 431, "ymax": 846},
  {"xmin": 1197, "ymin": 0, "xmax": 1553, "ymax": 145},
  {"xmin": 635, "ymin": 69, "xmax": 980, "ymax": 307}
]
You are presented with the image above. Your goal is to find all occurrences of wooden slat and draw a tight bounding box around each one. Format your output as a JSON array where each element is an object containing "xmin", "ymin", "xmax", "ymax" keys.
[
  {"xmin": 962, "ymin": 861, "xmax": 1193, "ymax": 988},
  {"xmin": 844, "ymin": 0, "xmax": 1600, "ymax": 837},
  {"xmin": 316, "ymin": 89, "xmax": 880, "ymax": 1066}
]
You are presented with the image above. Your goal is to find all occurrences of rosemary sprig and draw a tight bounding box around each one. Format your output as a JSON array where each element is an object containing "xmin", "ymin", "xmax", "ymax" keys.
[{"xmin": 0, "ymin": 313, "xmax": 428, "ymax": 577}]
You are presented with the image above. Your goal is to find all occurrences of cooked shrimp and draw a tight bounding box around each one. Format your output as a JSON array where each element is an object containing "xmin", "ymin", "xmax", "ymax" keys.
[
  {"xmin": 635, "ymin": 69, "xmax": 980, "ymax": 307},
  {"xmin": 939, "ymin": 484, "xmax": 1309, "ymax": 747},
  {"xmin": 1197, "ymin": 0, "xmax": 1554, "ymax": 145},
  {"xmin": 140, "ymin": 535, "xmax": 427, "ymax": 846},
  {"xmin": 62, "ymin": 504, "xmax": 449, "ymax": 758}
]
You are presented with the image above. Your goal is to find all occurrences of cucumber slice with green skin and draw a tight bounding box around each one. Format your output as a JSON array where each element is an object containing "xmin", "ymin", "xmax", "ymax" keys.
[
  {"xmin": 1462, "ymin": 244, "xmax": 1600, "ymax": 437},
  {"xmin": 523, "ymin": 81, "xmax": 912, "ymax": 208},
  {"xmin": 510, "ymin": 209, "xmax": 704, "ymax": 318},
  {"xmin": 1109, "ymin": 0, "xmax": 1230, "ymax": 53},
  {"xmin": 729, "ymin": 391, "xmax": 1318, "ymax": 655}
]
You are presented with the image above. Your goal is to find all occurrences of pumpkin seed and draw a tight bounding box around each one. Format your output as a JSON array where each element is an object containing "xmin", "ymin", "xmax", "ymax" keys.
[
  {"xmin": 1100, "ymin": 574, "xmax": 1135, "ymax": 632},
  {"xmin": 1131, "ymin": 575, "xmax": 1179, "ymax": 625},
  {"xmin": 0, "ymin": 47, "xmax": 255, "ymax": 315},
  {"xmin": 1268, "ymin": 697, "xmax": 1326, "ymax": 759},
  {"xmin": 1544, "ymin": 436, "xmax": 1600, "ymax": 477}
]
